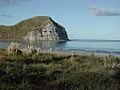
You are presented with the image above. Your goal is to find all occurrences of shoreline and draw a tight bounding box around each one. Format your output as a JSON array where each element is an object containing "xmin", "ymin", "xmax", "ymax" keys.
[
  {"xmin": 0, "ymin": 48, "xmax": 120, "ymax": 57},
  {"xmin": 0, "ymin": 40, "xmax": 120, "ymax": 57},
  {"xmin": 27, "ymin": 49, "xmax": 120, "ymax": 57}
]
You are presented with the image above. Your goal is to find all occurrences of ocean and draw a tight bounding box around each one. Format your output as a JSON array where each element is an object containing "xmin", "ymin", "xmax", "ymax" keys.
[{"xmin": 0, "ymin": 39, "xmax": 120, "ymax": 56}]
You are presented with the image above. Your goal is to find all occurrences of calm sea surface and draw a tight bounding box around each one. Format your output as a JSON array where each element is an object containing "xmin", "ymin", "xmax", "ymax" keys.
[{"xmin": 0, "ymin": 39, "xmax": 120, "ymax": 56}]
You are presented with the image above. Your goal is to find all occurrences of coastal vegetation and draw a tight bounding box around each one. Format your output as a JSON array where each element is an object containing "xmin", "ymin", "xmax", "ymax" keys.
[{"xmin": 0, "ymin": 45, "xmax": 120, "ymax": 90}]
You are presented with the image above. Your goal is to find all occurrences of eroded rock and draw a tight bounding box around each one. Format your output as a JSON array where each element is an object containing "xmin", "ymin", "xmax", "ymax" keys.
[{"xmin": 0, "ymin": 16, "xmax": 69, "ymax": 41}]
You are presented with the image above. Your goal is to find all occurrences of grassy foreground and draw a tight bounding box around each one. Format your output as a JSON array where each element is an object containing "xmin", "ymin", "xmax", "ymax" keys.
[{"xmin": 0, "ymin": 49, "xmax": 120, "ymax": 90}]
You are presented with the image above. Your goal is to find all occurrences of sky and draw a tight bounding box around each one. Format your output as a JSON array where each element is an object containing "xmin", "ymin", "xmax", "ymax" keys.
[{"xmin": 0, "ymin": 0, "xmax": 120, "ymax": 40}]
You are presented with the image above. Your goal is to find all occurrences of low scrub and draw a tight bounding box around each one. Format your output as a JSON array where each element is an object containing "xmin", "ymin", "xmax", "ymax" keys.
[{"xmin": 0, "ymin": 49, "xmax": 120, "ymax": 90}]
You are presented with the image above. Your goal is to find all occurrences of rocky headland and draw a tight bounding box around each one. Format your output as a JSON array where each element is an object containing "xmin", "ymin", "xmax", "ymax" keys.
[{"xmin": 0, "ymin": 16, "xmax": 69, "ymax": 41}]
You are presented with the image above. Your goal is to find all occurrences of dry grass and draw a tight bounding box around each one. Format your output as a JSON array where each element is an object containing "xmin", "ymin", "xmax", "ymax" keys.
[{"xmin": 0, "ymin": 55, "xmax": 7, "ymax": 61}]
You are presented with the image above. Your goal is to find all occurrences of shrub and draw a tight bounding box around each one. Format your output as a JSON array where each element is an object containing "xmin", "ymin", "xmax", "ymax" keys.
[{"xmin": 0, "ymin": 49, "xmax": 120, "ymax": 90}]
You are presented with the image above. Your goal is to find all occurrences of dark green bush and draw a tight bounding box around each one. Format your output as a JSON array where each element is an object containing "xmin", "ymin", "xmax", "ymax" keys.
[
  {"xmin": 0, "ymin": 50, "xmax": 120, "ymax": 90},
  {"xmin": 56, "ymin": 72, "xmax": 119, "ymax": 90}
]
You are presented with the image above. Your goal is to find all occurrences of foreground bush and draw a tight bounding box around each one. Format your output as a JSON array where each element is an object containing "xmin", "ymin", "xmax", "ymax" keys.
[{"xmin": 0, "ymin": 49, "xmax": 120, "ymax": 90}]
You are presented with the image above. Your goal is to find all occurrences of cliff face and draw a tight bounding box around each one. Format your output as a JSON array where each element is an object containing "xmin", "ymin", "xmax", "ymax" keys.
[{"xmin": 0, "ymin": 16, "xmax": 69, "ymax": 41}]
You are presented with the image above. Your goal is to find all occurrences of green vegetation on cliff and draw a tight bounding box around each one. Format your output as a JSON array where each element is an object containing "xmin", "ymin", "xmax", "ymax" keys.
[{"xmin": 0, "ymin": 49, "xmax": 120, "ymax": 90}]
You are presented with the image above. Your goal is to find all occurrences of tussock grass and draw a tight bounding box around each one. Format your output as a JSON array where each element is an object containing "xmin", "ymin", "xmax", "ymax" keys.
[{"xmin": 0, "ymin": 49, "xmax": 120, "ymax": 90}]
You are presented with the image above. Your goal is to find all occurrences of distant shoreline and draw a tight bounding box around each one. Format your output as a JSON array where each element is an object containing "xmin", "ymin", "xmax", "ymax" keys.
[
  {"xmin": 70, "ymin": 39, "xmax": 120, "ymax": 42},
  {"xmin": 0, "ymin": 38, "xmax": 120, "ymax": 42}
]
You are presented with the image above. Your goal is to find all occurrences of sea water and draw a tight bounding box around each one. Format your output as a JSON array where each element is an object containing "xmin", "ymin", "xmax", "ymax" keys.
[{"xmin": 0, "ymin": 39, "xmax": 120, "ymax": 56}]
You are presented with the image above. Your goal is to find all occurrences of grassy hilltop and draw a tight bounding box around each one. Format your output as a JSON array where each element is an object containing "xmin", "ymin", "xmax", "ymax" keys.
[
  {"xmin": 0, "ymin": 49, "xmax": 120, "ymax": 90},
  {"xmin": 0, "ymin": 16, "xmax": 51, "ymax": 39}
]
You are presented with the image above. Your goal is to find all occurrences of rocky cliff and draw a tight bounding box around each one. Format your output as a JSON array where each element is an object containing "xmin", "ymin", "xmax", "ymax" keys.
[{"xmin": 0, "ymin": 16, "xmax": 69, "ymax": 41}]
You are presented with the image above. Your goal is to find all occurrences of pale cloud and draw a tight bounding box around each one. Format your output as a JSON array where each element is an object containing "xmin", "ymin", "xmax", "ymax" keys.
[
  {"xmin": 0, "ymin": 14, "xmax": 13, "ymax": 17},
  {"xmin": 89, "ymin": 6, "xmax": 120, "ymax": 16}
]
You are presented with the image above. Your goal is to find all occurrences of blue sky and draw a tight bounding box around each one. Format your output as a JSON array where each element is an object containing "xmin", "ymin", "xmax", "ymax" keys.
[{"xmin": 0, "ymin": 0, "xmax": 120, "ymax": 40}]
